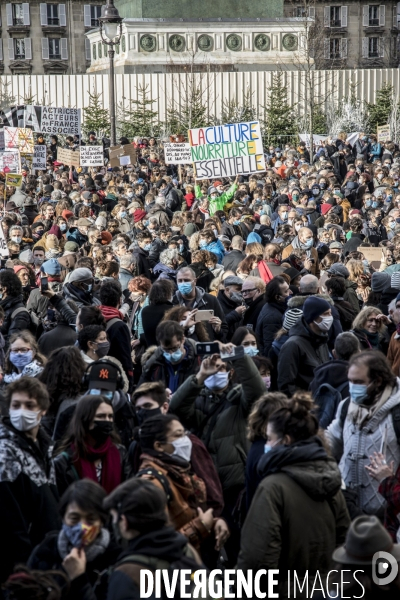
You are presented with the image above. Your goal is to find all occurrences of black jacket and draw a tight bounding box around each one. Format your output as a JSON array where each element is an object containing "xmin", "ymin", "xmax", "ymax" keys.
[
  {"xmin": 132, "ymin": 246, "xmax": 152, "ymax": 280},
  {"xmin": 309, "ymin": 359, "xmax": 349, "ymax": 400},
  {"xmin": 222, "ymin": 249, "xmax": 245, "ymax": 273},
  {"xmin": 105, "ymin": 318, "xmax": 134, "ymax": 391},
  {"xmin": 217, "ymin": 290, "xmax": 243, "ymax": 339},
  {"xmin": 0, "ymin": 421, "xmax": 61, "ymax": 581},
  {"xmin": 141, "ymin": 301, "xmax": 174, "ymax": 346},
  {"xmin": 173, "ymin": 287, "xmax": 228, "ymax": 342},
  {"xmin": 23, "ymin": 205, "xmax": 39, "ymax": 225},
  {"xmin": 277, "ymin": 317, "xmax": 330, "ymax": 396},
  {"xmin": 0, "ymin": 294, "xmax": 31, "ymax": 347},
  {"xmin": 255, "ymin": 301, "xmax": 286, "ymax": 357},
  {"xmin": 221, "ymin": 221, "xmax": 241, "ymax": 240},
  {"xmin": 139, "ymin": 338, "xmax": 201, "ymax": 391},
  {"xmin": 148, "ymin": 238, "xmax": 167, "ymax": 268},
  {"xmin": 243, "ymin": 294, "xmax": 266, "ymax": 330},
  {"xmin": 252, "ymin": 223, "xmax": 274, "ymax": 246},
  {"xmin": 38, "ymin": 324, "xmax": 77, "ymax": 357},
  {"xmin": 342, "ymin": 233, "xmax": 364, "ymax": 256}
]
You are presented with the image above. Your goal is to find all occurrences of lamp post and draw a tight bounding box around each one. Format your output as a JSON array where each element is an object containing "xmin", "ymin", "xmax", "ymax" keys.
[{"xmin": 99, "ymin": 0, "xmax": 122, "ymax": 147}]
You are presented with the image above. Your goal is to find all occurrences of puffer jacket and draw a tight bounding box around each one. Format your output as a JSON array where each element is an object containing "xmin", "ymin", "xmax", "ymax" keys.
[
  {"xmin": 256, "ymin": 301, "xmax": 286, "ymax": 357},
  {"xmin": 169, "ymin": 355, "xmax": 265, "ymax": 492},
  {"xmin": 326, "ymin": 380, "xmax": 400, "ymax": 515},
  {"xmin": 237, "ymin": 437, "xmax": 349, "ymax": 588},
  {"xmin": 201, "ymin": 239, "xmax": 225, "ymax": 264}
]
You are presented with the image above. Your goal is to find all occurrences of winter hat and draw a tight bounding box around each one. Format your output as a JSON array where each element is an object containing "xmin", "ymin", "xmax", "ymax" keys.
[
  {"xmin": 283, "ymin": 308, "xmax": 303, "ymax": 330},
  {"xmin": 13, "ymin": 265, "xmax": 28, "ymax": 275},
  {"xmin": 48, "ymin": 225, "xmax": 62, "ymax": 240},
  {"xmin": 95, "ymin": 216, "xmax": 107, "ymax": 228},
  {"xmin": 41, "ymin": 258, "xmax": 61, "ymax": 276},
  {"xmin": 320, "ymin": 204, "xmax": 332, "ymax": 216},
  {"xmin": 329, "ymin": 241, "xmax": 343, "ymax": 250},
  {"xmin": 101, "ymin": 231, "xmax": 113, "ymax": 245},
  {"xmin": 391, "ymin": 272, "xmax": 400, "ymax": 290},
  {"xmin": 327, "ymin": 263, "xmax": 349, "ymax": 278},
  {"xmin": 303, "ymin": 296, "xmax": 331, "ymax": 324},
  {"xmin": 134, "ymin": 209, "xmax": 147, "ymax": 223},
  {"xmin": 371, "ymin": 272, "xmax": 390, "ymax": 292},
  {"xmin": 283, "ymin": 267, "xmax": 301, "ymax": 283},
  {"xmin": 64, "ymin": 241, "xmax": 79, "ymax": 252},
  {"xmin": 246, "ymin": 232, "xmax": 261, "ymax": 244},
  {"xmin": 62, "ymin": 210, "xmax": 74, "ymax": 221},
  {"xmin": 69, "ymin": 267, "xmax": 93, "ymax": 283}
]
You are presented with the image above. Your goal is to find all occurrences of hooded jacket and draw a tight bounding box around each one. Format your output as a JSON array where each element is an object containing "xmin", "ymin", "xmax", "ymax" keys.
[
  {"xmin": 201, "ymin": 239, "xmax": 225, "ymax": 264},
  {"xmin": 256, "ymin": 300, "xmax": 286, "ymax": 357},
  {"xmin": 195, "ymin": 183, "xmax": 238, "ymax": 216},
  {"xmin": 238, "ymin": 437, "xmax": 349, "ymax": 585},
  {"xmin": 0, "ymin": 294, "xmax": 32, "ymax": 347},
  {"xmin": 148, "ymin": 205, "xmax": 171, "ymax": 227}
]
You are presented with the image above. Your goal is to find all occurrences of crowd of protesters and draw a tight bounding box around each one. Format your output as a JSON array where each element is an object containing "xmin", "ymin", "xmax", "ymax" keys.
[{"xmin": 2, "ymin": 131, "xmax": 400, "ymax": 598}]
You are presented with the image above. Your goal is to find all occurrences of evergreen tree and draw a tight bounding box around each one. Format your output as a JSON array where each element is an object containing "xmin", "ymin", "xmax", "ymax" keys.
[
  {"xmin": 366, "ymin": 83, "xmax": 393, "ymax": 132},
  {"xmin": 167, "ymin": 85, "xmax": 210, "ymax": 133},
  {"xmin": 312, "ymin": 105, "xmax": 327, "ymax": 135},
  {"xmin": 261, "ymin": 72, "xmax": 297, "ymax": 146},
  {"xmin": 117, "ymin": 84, "xmax": 158, "ymax": 139},
  {"xmin": 82, "ymin": 90, "xmax": 110, "ymax": 139},
  {"xmin": 21, "ymin": 91, "xmax": 36, "ymax": 105},
  {"xmin": 0, "ymin": 80, "xmax": 16, "ymax": 111},
  {"xmin": 219, "ymin": 89, "xmax": 257, "ymax": 124}
]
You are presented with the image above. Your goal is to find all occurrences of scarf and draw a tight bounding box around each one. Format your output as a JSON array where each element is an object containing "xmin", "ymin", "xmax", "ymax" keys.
[
  {"xmin": 361, "ymin": 329, "xmax": 380, "ymax": 348},
  {"xmin": 257, "ymin": 260, "xmax": 274, "ymax": 283},
  {"xmin": 99, "ymin": 305, "xmax": 123, "ymax": 321},
  {"xmin": 57, "ymin": 526, "xmax": 110, "ymax": 562},
  {"xmin": 4, "ymin": 359, "xmax": 43, "ymax": 383},
  {"xmin": 291, "ymin": 235, "xmax": 312, "ymax": 258},
  {"xmin": 348, "ymin": 384, "xmax": 395, "ymax": 427},
  {"xmin": 73, "ymin": 438, "xmax": 121, "ymax": 493}
]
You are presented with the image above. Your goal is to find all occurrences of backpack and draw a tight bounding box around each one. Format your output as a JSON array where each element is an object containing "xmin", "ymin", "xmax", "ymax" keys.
[
  {"xmin": 313, "ymin": 381, "xmax": 348, "ymax": 429},
  {"xmin": 339, "ymin": 397, "xmax": 400, "ymax": 443},
  {"xmin": 114, "ymin": 545, "xmax": 215, "ymax": 600},
  {"xmin": 10, "ymin": 306, "xmax": 35, "ymax": 334}
]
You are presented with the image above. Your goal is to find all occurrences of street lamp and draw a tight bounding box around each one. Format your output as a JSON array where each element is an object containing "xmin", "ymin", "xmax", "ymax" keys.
[{"xmin": 99, "ymin": 0, "xmax": 122, "ymax": 147}]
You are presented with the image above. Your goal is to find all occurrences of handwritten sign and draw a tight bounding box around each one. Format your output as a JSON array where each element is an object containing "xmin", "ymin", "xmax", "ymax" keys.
[
  {"xmin": 20, "ymin": 153, "xmax": 33, "ymax": 171},
  {"xmin": 377, "ymin": 124, "xmax": 391, "ymax": 143},
  {"xmin": 80, "ymin": 145, "xmax": 104, "ymax": 167},
  {"xmin": 0, "ymin": 151, "xmax": 20, "ymax": 173},
  {"xmin": 109, "ymin": 144, "xmax": 137, "ymax": 168},
  {"xmin": 4, "ymin": 127, "xmax": 18, "ymax": 150},
  {"xmin": 32, "ymin": 145, "xmax": 47, "ymax": 172},
  {"xmin": 18, "ymin": 128, "xmax": 34, "ymax": 153},
  {"xmin": 188, "ymin": 121, "xmax": 266, "ymax": 179},
  {"xmin": 164, "ymin": 142, "xmax": 192, "ymax": 165},
  {"xmin": 0, "ymin": 223, "xmax": 9, "ymax": 257},
  {"xmin": 57, "ymin": 147, "xmax": 80, "ymax": 167}
]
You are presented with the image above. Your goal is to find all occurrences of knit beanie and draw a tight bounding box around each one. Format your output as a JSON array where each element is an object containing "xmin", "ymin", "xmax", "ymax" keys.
[
  {"xmin": 303, "ymin": 296, "xmax": 331, "ymax": 324},
  {"xmin": 371, "ymin": 272, "xmax": 390, "ymax": 293},
  {"xmin": 69, "ymin": 267, "xmax": 93, "ymax": 283},
  {"xmin": 320, "ymin": 204, "xmax": 332, "ymax": 216},
  {"xmin": 391, "ymin": 272, "xmax": 400, "ymax": 291},
  {"xmin": 283, "ymin": 308, "xmax": 303, "ymax": 330}
]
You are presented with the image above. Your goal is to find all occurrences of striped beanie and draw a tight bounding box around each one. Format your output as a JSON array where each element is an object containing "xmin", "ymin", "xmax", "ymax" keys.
[
  {"xmin": 283, "ymin": 308, "xmax": 303, "ymax": 331},
  {"xmin": 391, "ymin": 272, "xmax": 400, "ymax": 291}
]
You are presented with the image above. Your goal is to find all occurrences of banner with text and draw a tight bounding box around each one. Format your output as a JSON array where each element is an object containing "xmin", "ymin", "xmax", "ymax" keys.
[
  {"xmin": 0, "ymin": 105, "xmax": 81, "ymax": 135},
  {"xmin": 164, "ymin": 142, "xmax": 192, "ymax": 165},
  {"xmin": 32, "ymin": 145, "xmax": 47, "ymax": 172},
  {"xmin": 80, "ymin": 146, "xmax": 104, "ymax": 167},
  {"xmin": 188, "ymin": 121, "xmax": 265, "ymax": 179},
  {"xmin": 109, "ymin": 144, "xmax": 137, "ymax": 168},
  {"xmin": 57, "ymin": 147, "xmax": 80, "ymax": 167},
  {"xmin": 5, "ymin": 173, "xmax": 23, "ymax": 187},
  {"xmin": 0, "ymin": 151, "xmax": 20, "ymax": 173},
  {"xmin": 0, "ymin": 224, "xmax": 9, "ymax": 257}
]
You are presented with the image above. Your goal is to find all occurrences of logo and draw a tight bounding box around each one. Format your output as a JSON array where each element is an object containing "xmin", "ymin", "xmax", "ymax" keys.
[
  {"xmin": 372, "ymin": 551, "xmax": 399, "ymax": 585},
  {"xmin": 99, "ymin": 368, "xmax": 109, "ymax": 379}
]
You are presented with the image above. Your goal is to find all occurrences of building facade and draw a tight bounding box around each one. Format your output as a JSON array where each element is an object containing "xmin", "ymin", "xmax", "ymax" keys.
[{"xmin": 0, "ymin": 1, "xmax": 104, "ymax": 75}]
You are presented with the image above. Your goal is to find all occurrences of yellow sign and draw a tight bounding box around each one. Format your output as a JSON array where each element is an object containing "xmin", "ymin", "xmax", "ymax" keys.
[{"xmin": 5, "ymin": 173, "xmax": 23, "ymax": 187}]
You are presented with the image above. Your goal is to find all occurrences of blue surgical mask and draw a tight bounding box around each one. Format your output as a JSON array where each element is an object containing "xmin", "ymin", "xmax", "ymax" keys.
[
  {"xmin": 178, "ymin": 282, "xmax": 192, "ymax": 295},
  {"xmin": 179, "ymin": 244, "xmax": 184, "ymax": 252},
  {"xmin": 372, "ymin": 201, "xmax": 379, "ymax": 209},
  {"xmin": 163, "ymin": 348, "xmax": 183, "ymax": 363},
  {"xmin": 386, "ymin": 195, "xmax": 393, "ymax": 202},
  {"xmin": 60, "ymin": 223, "xmax": 67, "ymax": 232},
  {"xmin": 143, "ymin": 243, "xmax": 152, "ymax": 251},
  {"xmin": 199, "ymin": 240, "xmax": 207, "ymax": 248},
  {"xmin": 349, "ymin": 382, "xmax": 368, "ymax": 405},
  {"xmin": 10, "ymin": 350, "xmax": 33, "ymax": 370},
  {"xmin": 365, "ymin": 200, "xmax": 372, "ymax": 208},
  {"xmin": 303, "ymin": 238, "xmax": 313, "ymax": 249},
  {"xmin": 120, "ymin": 211, "xmax": 127, "ymax": 219},
  {"xmin": 204, "ymin": 371, "xmax": 229, "ymax": 391},
  {"xmin": 390, "ymin": 221, "xmax": 396, "ymax": 229},
  {"xmin": 244, "ymin": 346, "xmax": 259, "ymax": 357},
  {"xmin": 233, "ymin": 220, "xmax": 240, "ymax": 225}
]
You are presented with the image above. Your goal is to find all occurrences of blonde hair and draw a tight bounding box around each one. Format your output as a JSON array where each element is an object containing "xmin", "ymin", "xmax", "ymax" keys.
[
  {"xmin": 352, "ymin": 306, "xmax": 386, "ymax": 332},
  {"xmin": 346, "ymin": 259, "xmax": 364, "ymax": 282}
]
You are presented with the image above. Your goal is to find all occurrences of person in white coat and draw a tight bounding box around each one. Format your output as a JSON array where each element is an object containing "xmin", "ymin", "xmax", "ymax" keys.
[{"xmin": 326, "ymin": 350, "xmax": 400, "ymax": 516}]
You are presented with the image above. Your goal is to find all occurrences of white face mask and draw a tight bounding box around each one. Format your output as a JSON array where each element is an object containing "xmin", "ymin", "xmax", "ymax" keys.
[
  {"xmin": 295, "ymin": 223, "xmax": 302, "ymax": 232},
  {"xmin": 204, "ymin": 371, "xmax": 229, "ymax": 391},
  {"xmin": 9, "ymin": 408, "xmax": 41, "ymax": 431},
  {"xmin": 171, "ymin": 435, "xmax": 193, "ymax": 462},
  {"xmin": 314, "ymin": 315, "xmax": 333, "ymax": 332}
]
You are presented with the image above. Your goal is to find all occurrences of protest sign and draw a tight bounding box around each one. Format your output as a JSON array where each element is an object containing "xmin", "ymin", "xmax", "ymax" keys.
[
  {"xmin": 5, "ymin": 173, "xmax": 23, "ymax": 187},
  {"xmin": 18, "ymin": 128, "xmax": 34, "ymax": 153},
  {"xmin": 57, "ymin": 147, "xmax": 80, "ymax": 167},
  {"xmin": 357, "ymin": 246, "xmax": 383, "ymax": 267},
  {"xmin": 0, "ymin": 224, "xmax": 9, "ymax": 257},
  {"xmin": 109, "ymin": 144, "xmax": 137, "ymax": 168},
  {"xmin": 0, "ymin": 151, "xmax": 20, "ymax": 173},
  {"xmin": 188, "ymin": 121, "xmax": 265, "ymax": 179},
  {"xmin": 4, "ymin": 127, "xmax": 18, "ymax": 150},
  {"xmin": 377, "ymin": 124, "xmax": 391, "ymax": 143},
  {"xmin": 164, "ymin": 142, "xmax": 192, "ymax": 165},
  {"xmin": 0, "ymin": 130, "xmax": 4, "ymax": 152},
  {"xmin": 20, "ymin": 154, "xmax": 33, "ymax": 172},
  {"xmin": 119, "ymin": 155, "xmax": 131, "ymax": 166},
  {"xmin": 0, "ymin": 105, "xmax": 81, "ymax": 135},
  {"xmin": 32, "ymin": 145, "xmax": 47, "ymax": 172},
  {"xmin": 80, "ymin": 145, "xmax": 104, "ymax": 167}
]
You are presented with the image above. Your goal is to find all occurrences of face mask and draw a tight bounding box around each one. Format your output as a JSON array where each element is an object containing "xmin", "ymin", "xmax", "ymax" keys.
[
  {"xmin": 33, "ymin": 257, "xmax": 44, "ymax": 266},
  {"xmin": 295, "ymin": 223, "xmax": 302, "ymax": 232},
  {"xmin": 199, "ymin": 240, "xmax": 208, "ymax": 248},
  {"xmin": 390, "ymin": 221, "xmax": 396, "ymax": 230},
  {"xmin": 262, "ymin": 375, "xmax": 271, "ymax": 389},
  {"xmin": 136, "ymin": 406, "xmax": 161, "ymax": 425},
  {"xmin": 11, "ymin": 237, "xmax": 21, "ymax": 244},
  {"xmin": 386, "ymin": 195, "xmax": 393, "ymax": 202},
  {"xmin": 303, "ymin": 238, "xmax": 313, "ymax": 249},
  {"xmin": 314, "ymin": 315, "xmax": 333, "ymax": 331},
  {"xmin": 82, "ymin": 283, "xmax": 93, "ymax": 293},
  {"xmin": 59, "ymin": 223, "xmax": 67, "ymax": 232},
  {"xmin": 334, "ymin": 189, "xmax": 341, "ymax": 195},
  {"xmin": 292, "ymin": 194, "xmax": 299, "ymax": 202},
  {"xmin": 9, "ymin": 407, "xmax": 41, "ymax": 431},
  {"xmin": 178, "ymin": 282, "xmax": 192, "ymax": 296},
  {"xmin": 94, "ymin": 341, "xmax": 110, "ymax": 358},
  {"xmin": 10, "ymin": 350, "xmax": 33, "ymax": 370},
  {"xmin": 365, "ymin": 200, "xmax": 372, "ymax": 208},
  {"xmin": 264, "ymin": 440, "xmax": 281, "ymax": 454},
  {"xmin": 233, "ymin": 220, "xmax": 240, "ymax": 225},
  {"xmin": 33, "ymin": 230, "xmax": 44, "ymax": 239},
  {"xmin": 349, "ymin": 382, "xmax": 368, "ymax": 405},
  {"xmin": 320, "ymin": 183, "xmax": 326, "ymax": 189},
  {"xmin": 90, "ymin": 420, "xmax": 114, "ymax": 444},
  {"xmin": 229, "ymin": 291, "xmax": 243, "ymax": 304},
  {"xmin": 372, "ymin": 201, "xmax": 379, "ymax": 209},
  {"xmin": 62, "ymin": 522, "xmax": 100, "ymax": 548},
  {"xmin": 171, "ymin": 435, "xmax": 193, "ymax": 462},
  {"xmin": 276, "ymin": 153, "xmax": 281, "ymax": 157},
  {"xmin": 204, "ymin": 371, "xmax": 229, "ymax": 391},
  {"xmin": 120, "ymin": 212, "xmax": 127, "ymax": 219},
  {"xmin": 312, "ymin": 189, "xmax": 319, "ymax": 196},
  {"xmin": 244, "ymin": 346, "xmax": 259, "ymax": 357},
  {"xmin": 377, "ymin": 174, "xmax": 384, "ymax": 180},
  {"xmin": 179, "ymin": 244, "xmax": 185, "ymax": 253},
  {"xmin": 143, "ymin": 243, "xmax": 152, "ymax": 252},
  {"xmin": 163, "ymin": 348, "xmax": 183, "ymax": 363}
]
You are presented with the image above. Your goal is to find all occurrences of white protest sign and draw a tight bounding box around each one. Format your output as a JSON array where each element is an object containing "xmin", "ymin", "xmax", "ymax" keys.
[
  {"xmin": 32, "ymin": 145, "xmax": 47, "ymax": 172},
  {"xmin": 188, "ymin": 121, "xmax": 265, "ymax": 179},
  {"xmin": 164, "ymin": 142, "xmax": 192, "ymax": 165},
  {"xmin": 80, "ymin": 145, "xmax": 104, "ymax": 167},
  {"xmin": 119, "ymin": 155, "xmax": 131, "ymax": 166},
  {"xmin": 4, "ymin": 127, "xmax": 19, "ymax": 150},
  {"xmin": 0, "ymin": 223, "xmax": 9, "ymax": 257},
  {"xmin": 0, "ymin": 151, "xmax": 20, "ymax": 173},
  {"xmin": 39, "ymin": 107, "xmax": 81, "ymax": 135}
]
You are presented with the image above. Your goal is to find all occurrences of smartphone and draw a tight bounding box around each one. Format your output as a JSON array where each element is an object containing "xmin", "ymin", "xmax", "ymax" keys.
[
  {"xmin": 194, "ymin": 309, "xmax": 214, "ymax": 322},
  {"xmin": 220, "ymin": 345, "xmax": 245, "ymax": 361},
  {"xmin": 40, "ymin": 277, "xmax": 49, "ymax": 293},
  {"xmin": 196, "ymin": 342, "xmax": 220, "ymax": 356}
]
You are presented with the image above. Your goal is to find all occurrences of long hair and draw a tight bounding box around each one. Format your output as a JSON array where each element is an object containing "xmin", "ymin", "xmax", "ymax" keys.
[
  {"xmin": 5, "ymin": 331, "xmax": 47, "ymax": 375},
  {"xmin": 162, "ymin": 305, "xmax": 209, "ymax": 341},
  {"xmin": 38, "ymin": 347, "xmax": 86, "ymax": 410},
  {"xmin": 247, "ymin": 392, "xmax": 288, "ymax": 441}
]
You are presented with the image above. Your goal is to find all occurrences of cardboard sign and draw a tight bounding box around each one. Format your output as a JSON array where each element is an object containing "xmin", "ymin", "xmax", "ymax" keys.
[
  {"xmin": 109, "ymin": 144, "xmax": 137, "ymax": 168},
  {"xmin": 4, "ymin": 127, "xmax": 18, "ymax": 150},
  {"xmin": 164, "ymin": 142, "xmax": 192, "ymax": 165},
  {"xmin": 188, "ymin": 121, "xmax": 266, "ymax": 179},
  {"xmin": 18, "ymin": 128, "xmax": 34, "ymax": 153},
  {"xmin": 5, "ymin": 173, "xmax": 22, "ymax": 187},
  {"xmin": 0, "ymin": 151, "xmax": 20, "ymax": 173},
  {"xmin": 357, "ymin": 246, "xmax": 383, "ymax": 264},
  {"xmin": 377, "ymin": 124, "xmax": 391, "ymax": 143},
  {"xmin": 57, "ymin": 147, "xmax": 80, "ymax": 167},
  {"xmin": 32, "ymin": 145, "xmax": 47, "ymax": 172},
  {"xmin": 0, "ymin": 223, "xmax": 9, "ymax": 258},
  {"xmin": 80, "ymin": 145, "xmax": 104, "ymax": 167}
]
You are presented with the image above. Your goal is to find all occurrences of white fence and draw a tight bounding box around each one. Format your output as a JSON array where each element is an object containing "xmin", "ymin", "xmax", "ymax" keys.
[{"xmin": 1, "ymin": 68, "xmax": 400, "ymax": 123}]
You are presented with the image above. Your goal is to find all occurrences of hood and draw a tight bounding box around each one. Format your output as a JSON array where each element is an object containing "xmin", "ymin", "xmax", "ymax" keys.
[
  {"xmin": 310, "ymin": 359, "xmax": 349, "ymax": 391},
  {"xmin": 120, "ymin": 527, "xmax": 187, "ymax": 563},
  {"xmin": 153, "ymin": 263, "xmax": 176, "ymax": 276},
  {"xmin": 287, "ymin": 293, "xmax": 333, "ymax": 309},
  {"xmin": 288, "ymin": 316, "xmax": 329, "ymax": 345},
  {"xmin": 258, "ymin": 437, "xmax": 341, "ymax": 500}
]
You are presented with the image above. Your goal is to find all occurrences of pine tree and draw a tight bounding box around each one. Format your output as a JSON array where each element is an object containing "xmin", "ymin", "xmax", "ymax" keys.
[
  {"xmin": 167, "ymin": 85, "xmax": 210, "ymax": 133},
  {"xmin": 117, "ymin": 84, "xmax": 158, "ymax": 139},
  {"xmin": 219, "ymin": 89, "xmax": 257, "ymax": 124},
  {"xmin": 261, "ymin": 72, "xmax": 297, "ymax": 146},
  {"xmin": 82, "ymin": 90, "xmax": 110, "ymax": 139},
  {"xmin": 366, "ymin": 83, "xmax": 393, "ymax": 132},
  {"xmin": 21, "ymin": 91, "xmax": 36, "ymax": 105},
  {"xmin": 0, "ymin": 80, "xmax": 16, "ymax": 111},
  {"xmin": 311, "ymin": 106, "xmax": 327, "ymax": 135}
]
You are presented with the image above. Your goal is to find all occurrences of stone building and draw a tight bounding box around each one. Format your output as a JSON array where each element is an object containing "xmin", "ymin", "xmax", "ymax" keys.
[{"xmin": 0, "ymin": 1, "xmax": 104, "ymax": 75}]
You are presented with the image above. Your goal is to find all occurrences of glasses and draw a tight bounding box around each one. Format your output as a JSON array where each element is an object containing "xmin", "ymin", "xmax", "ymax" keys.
[
  {"xmin": 161, "ymin": 343, "xmax": 182, "ymax": 354},
  {"xmin": 242, "ymin": 288, "xmax": 257, "ymax": 296},
  {"xmin": 10, "ymin": 347, "xmax": 31, "ymax": 354}
]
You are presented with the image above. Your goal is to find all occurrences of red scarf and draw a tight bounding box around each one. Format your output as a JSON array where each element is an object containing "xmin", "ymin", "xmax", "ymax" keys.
[
  {"xmin": 99, "ymin": 305, "xmax": 124, "ymax": 321},
  {"xmin": 257, "ymin": 260, "xmax": 274, "ymax": 284},
  {"xmin": 72, "ymin": 438, "xmax": 121, "ymax": 494}
]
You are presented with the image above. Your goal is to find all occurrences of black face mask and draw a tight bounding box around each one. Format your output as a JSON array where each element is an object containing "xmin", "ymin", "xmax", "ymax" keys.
[
  {"xmin": 136, "ymin": 406, "xmax": 161, "ymax": 425},
  {"xmin": 90, "ymin": 420, "xmax": 114, "ymax": 444},
  {"xmin": 245, "ymin": 297, "xmax": 254, "ymax": 306}
]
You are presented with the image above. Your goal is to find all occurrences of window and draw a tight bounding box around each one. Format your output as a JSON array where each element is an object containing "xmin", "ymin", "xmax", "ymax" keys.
[
  {"xmin": 98, "ymin": 41, "xmax": 102, "ymax": 58},
  {"xmin": 369, "ymin": 5, "xmax": 379, "ymax": 26},
  {"xmin": 49, "ymin": 38, "xmax": 61, "ymax": 59},
  {"xmin": 330, "ymin": 6, "xmax": 341, "ymax": 27},
  {"xmin": 295, "ymin": 7, "xmax": 307, "ymax": 17},
  {"xmin": 8, "ymin": 36, "xmax": 31, "ymax": 59},
  {"xmin": 368, "ymin": 36, "xmax": 379, "ymax": 56},
  {"xmin": 13, "ymin": 3, "xmax": 23, "ymax": 25},
  {"xmin": 93, "ymin": 43, "xmax": 96, "ymax": 59},
  {"xmin": 14, "ymin": 37, "xmax": 25, "ymax": 57},
  {"xmin": 91, "ymin": 5, "xmax": 101, "ymax": 27},
  {"xmin": 330, "ymin": 38, "xmax": 341, "ymax": 58},
  {"xmin": 47, "ymin": 4, "xmax": 59, "ymax": 26},
  {"xmin": 324, "ymin": 6, "xmax": 348, "ymax": 28}
]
